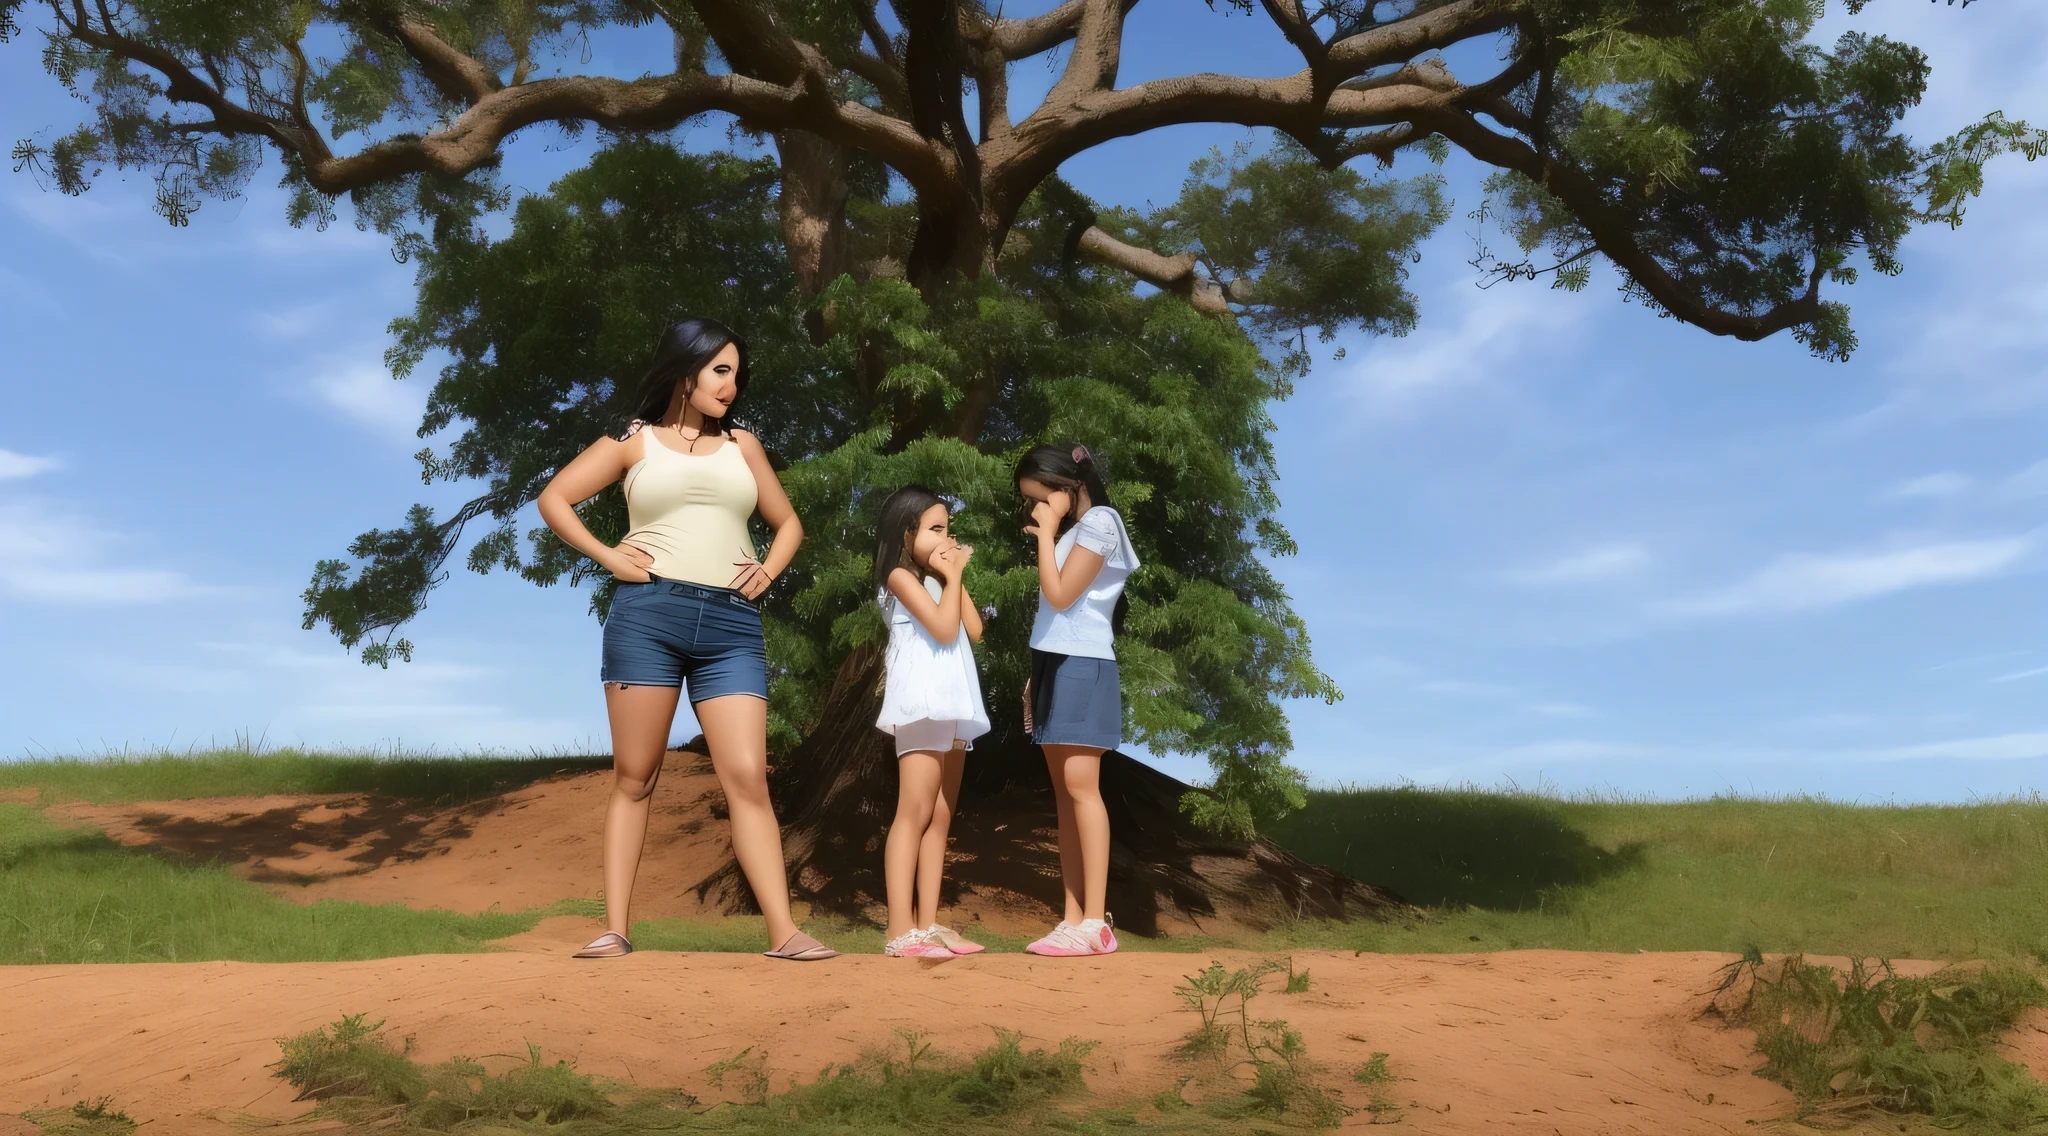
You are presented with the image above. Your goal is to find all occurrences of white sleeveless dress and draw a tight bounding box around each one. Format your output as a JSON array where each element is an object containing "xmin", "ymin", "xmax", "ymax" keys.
[{"xmin": 876, "ymin": 577, "xmax": 990, "ymax": 750}]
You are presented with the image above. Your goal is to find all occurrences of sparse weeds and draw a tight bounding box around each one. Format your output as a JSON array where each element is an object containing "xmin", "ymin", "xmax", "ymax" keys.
[
  {"xmin": 273, "ymin": 1014, "xmax": 647, "ymax": 1130},
  {"xmin": 267, "ymin": 1016, "xmax": 1098, "ymax": 1133},
  {"xmin": 1351, "ymin": 1053, "xmax": 1401, "ymax": 1123},
  {"xmin": 1173, "ymin": 958, "xmax": 1347, "ymax": 1127},
  {"xmin": 21, "ymin": 1097, "xmax": 136, "ymax": 1135},
  {"xmin": 1732, "ymin": 954, "xmax": 2048, "ymax": 1129},
  {"xmin": 1283, "ymin": 956, "xmax": 1311, "ymax": 994}
]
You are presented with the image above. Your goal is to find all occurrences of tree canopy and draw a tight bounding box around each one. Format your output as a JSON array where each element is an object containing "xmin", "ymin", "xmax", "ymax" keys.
[{"xmin": 7, "ymin": 0, "xmax": 2039, "ymax": 831}]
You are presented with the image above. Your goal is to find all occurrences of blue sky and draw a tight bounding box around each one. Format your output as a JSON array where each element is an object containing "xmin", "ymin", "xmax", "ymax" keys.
[{"xmin": 1, "ymin": 4, "xmax": 2043, "ymax": 799}]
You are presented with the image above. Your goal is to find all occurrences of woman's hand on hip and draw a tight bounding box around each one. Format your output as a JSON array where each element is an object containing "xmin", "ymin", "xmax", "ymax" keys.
[
  {"xmin": 730, "ymin": 556, "xmax": 774, "ymax": 600},
  {"xmin": 609, "ymin": 541, "xmax": 655, "ymax": 584}
]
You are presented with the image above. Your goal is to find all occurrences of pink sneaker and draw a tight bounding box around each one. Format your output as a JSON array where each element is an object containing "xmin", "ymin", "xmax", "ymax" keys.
[
  {"xmin": 926, "ymin": 924, "xmax": 984, "ymax": 955},
  {"xmin": 885, "ymin": 928, "xmax": 956, "ymax": 959},
  {"xmin": 1025, "ymin": 918, "xmax": 1117, "ymax": 956}
]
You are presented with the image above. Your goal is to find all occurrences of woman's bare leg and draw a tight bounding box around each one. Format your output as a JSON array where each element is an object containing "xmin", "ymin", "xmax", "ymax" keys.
[
  {"xmin": 913, "ymin": 744, "xmax": 967, "ymax": 929},
  {"xmin": 1043, "ymin": 745, "xmax": 1109, "ymax": 924},
  {"xmin": 695, "ymin": 693, "xmax": 800, "ymax": 947},
  {"xmin": 886, "ymin": 750, "xmax": 944, "ymax": 938},
  {"xmin": 601, "ymin": 683, "xmax": 681, "ymax": 939}
]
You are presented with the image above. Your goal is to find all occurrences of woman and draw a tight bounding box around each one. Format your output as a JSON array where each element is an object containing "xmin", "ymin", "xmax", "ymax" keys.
[
  {"xmin": 537, "ymin": 318, "xmax": 836, "ymax": 961},
  {"xmin": 1015, "ymin": 443, "xmax": 1141, "ymax": 956}
]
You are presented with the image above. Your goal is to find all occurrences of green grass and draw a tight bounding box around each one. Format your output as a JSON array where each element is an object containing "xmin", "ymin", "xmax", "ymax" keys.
[
  {"xmin": 1736, "ymin": 954, "xmax": 2048, "ymax": 1130},
  {"xmin": 0, "ymin": 745, "xmax": 609, "ymax": 805},
  {"xmin": 0, "ymin": 803, "xmax": 537, "ymax": 964},
  {"xmin": 1261, "ymin": 787, "xmax": 2048, "ymax": 961}
]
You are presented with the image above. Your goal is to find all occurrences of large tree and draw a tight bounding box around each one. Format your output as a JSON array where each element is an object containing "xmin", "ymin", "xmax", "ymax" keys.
[{"xmin": 9, "ymin": 0, "xmax": 2040, "ymax": 926}]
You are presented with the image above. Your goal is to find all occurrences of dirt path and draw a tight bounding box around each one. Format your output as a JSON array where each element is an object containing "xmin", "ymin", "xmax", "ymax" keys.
[{"xmin": 0, "ymin": 943, "xmax": 1797, "ymax": 1134}]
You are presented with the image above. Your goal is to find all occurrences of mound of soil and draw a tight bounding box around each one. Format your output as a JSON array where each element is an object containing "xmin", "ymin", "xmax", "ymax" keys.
[
  {"xmin": 47, "ymin": 751, "xmax": 1350, "ymax": 936},
  {"xmin": 0, "ymin": 947, "xmax": 1800, "ymax": 1134}
]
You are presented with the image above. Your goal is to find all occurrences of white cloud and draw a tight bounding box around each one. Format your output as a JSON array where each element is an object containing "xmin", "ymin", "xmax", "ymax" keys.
[
  {"xmin": 2001, "ymin": 458, "xmax": 2048, "ymax": 501},
  {"xmin": 1992, "ymin": 665, "xmax": 2048, "ymax": 684},
  {"xmin": 1509, "ymin": 542, "xmax": 1650, "ymax": 586},
  {"xmin": 1417, "ymin": 678, "xmax": 1517, "ymax": 697},
  {"xmin": 0, "ymin": 500, "xmax": 208, "ymax": 604},
  {"xmin": 1888, "ymin": 471, "xmax": 1972, "ymax": 500},
  {"xmin": 1496, "ymin": 739, "xmax": 1662, "ymax": 762},
  {"xmin": 1668, "ymin": 536, "xmax": 2034, "ymax": 616},
  {"xmin": 1877, "ymin": 733, "xmax": 2048, "ymax": 762},
  {"xmin": 307, "ymin": 358, "xmax": 426, "ymax": 436},
  {"xmin": 1344, "ymin": 284, "xmax": 1586, "ymax": 419},
  {"xmin": 1528, "ymin": 702, "xmax": 1595, "ymax": 719},
  {"xmin": 0, "ymin": 449, "xmax": 60, "ymax": 480}
]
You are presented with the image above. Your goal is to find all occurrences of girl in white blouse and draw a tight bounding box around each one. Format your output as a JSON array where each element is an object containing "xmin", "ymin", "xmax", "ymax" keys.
[
  {"xmin": 872, "ymin": 486, "xmax": 991, "ymax": 959},
  {"xmin": 1014, "ymin": 444, "xmax": 1141, "ymax": 957}
]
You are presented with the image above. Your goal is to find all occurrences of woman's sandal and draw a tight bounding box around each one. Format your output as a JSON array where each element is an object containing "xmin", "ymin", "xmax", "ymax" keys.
[
  {"xmin": 763, "ymin": 931, "xmax": 840, "ymax": 961},
  {"xmin": 572, "ymin": 931, "xmax": 634, "ymax": 959}
]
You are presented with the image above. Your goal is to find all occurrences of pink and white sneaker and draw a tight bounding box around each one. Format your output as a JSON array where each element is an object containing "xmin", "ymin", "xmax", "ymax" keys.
[
  {"xmin": 1024, "ymin": 918, "xmax": 1117, "ymax": 956},
  {"xmin": 926, "ymin": 924, "xmax": 985, "ymax": 955},
  {"xmin": 884, "ymin": 928, "xmax": 956, "ymax": 959}
]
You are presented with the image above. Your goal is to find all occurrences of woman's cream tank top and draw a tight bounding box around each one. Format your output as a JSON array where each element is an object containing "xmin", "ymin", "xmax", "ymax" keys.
[{"xmin": 621, "ymin": 429, "xmax": 759, "ymax": 588}]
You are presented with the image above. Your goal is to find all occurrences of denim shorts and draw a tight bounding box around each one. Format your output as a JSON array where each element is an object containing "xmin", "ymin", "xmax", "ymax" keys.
[
  {"xmin": 1030, "ymin": 650, "xmax": 1122, "ymax": 750},
  {"xmin": 602, "ymin": 578, "xmax": 768, "ymax": 702}
]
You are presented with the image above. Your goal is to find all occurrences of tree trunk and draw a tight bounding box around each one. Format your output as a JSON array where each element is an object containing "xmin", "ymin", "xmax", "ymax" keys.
[{"xmin": 693, "ymin": 644, "xmax": 1411, "ymax": 935}]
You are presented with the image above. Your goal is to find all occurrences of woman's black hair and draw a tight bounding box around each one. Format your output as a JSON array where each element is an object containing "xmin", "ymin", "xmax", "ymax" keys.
[
  {"xmin": 620, "ymin": 318, "xmax": 750, "ymax": 437},
  {"xmin": 1015, "ymin": 442, "xmax": 1128, "ymax": 633},
  {"xmin": 1013, "ymin": 443, "xmax": 1111, "ymax": 536},
  {"xmin": 872, "ymin": 485, "xmax": 949, "ymax": 597}
]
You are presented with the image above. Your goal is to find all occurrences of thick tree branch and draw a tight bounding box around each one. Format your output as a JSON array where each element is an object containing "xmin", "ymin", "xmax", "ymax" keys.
[
  {"xmin": 1326, "ymin": 0, "xmax": 1523, "ymax": 77},
  {"xmin": 383, "ymin": 14, "xmax": 502, "ymax": 105},
  {"xmin": 1075, "ymin": 225, "xmax": 1230, "ymax": 315},
  {"xmin": 1426, "ymin": 109, "xmax": 1823, "ymax": 340},
  {"xmin": 988, "ymin": 0, "xmax": 1090, "ymax": 60},
  {"xmin": 1044, "ymin": 0, "xmax": 1137, "ymax": 105}
]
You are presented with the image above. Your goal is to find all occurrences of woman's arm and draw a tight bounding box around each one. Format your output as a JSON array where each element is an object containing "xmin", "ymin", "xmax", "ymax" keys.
[
  {"xmin": 957, "ymin": 577, "xmax": 984, "ymax": 643},
  {"xmin": 536, "ymin": 436, "xmax": 653, "ymax": 582},
  {"xmin": 886, "ymin": 560, "xmax": 966, "ymax": 645},
  {"xmin": 731, "ymin": 429, "xmax": 803, "ymax": 599},
  {"xmin": 1025, "ymin": 497, "xmax": 1104, "ymax": 611}
]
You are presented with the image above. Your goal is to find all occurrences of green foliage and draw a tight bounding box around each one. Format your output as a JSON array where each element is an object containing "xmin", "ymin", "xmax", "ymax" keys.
[
  {"xmin": 1351, "ymin": 1052, "xmax": 1401, "ymax": 1123},
  {"xmin": 1172, "ymin": 958, "xmax": 1346, "ymax": 1127},
  {"xmin": 275, "ymin": 1015, "xmax": 651, "ymax": 1131},
  {"xmin": 1740, "ymin": 956, "xmax": 2048, "ymax": 1128},
  {"xmin": 0, "ymin": 802, "xmax": 536, "ymax": 964},
  {"xmin": 1100, "ymin": 138, "xmax": 1449, "ymax": 373},
  {"xmin": 21, "ymin": 1096, "xmax": 137, "ymax": 1136},
  {"xmin": 1477, "ymin": 0, "xmax": 2041, "ymax": 360},
  {"xmin": 269, "ymin": 1016, "xmax": 1094, "ymax": 1133}
]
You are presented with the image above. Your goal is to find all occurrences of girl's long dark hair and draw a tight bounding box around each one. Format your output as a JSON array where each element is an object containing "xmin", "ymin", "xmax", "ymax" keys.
[
  {"xmin": 1013, "ymin": 444, "xmax": 1111, "ymax": 537},
  {"xmin": 1015, "ymin": 443, "xmax": 1128, "ymax": 633},
  {"xmin": 620, "ymin": 318, "xmax": 750, "ymax": 437},
  {"xmin": 872, "ymin": 485, "xmax": 948, "ymax": 597}
]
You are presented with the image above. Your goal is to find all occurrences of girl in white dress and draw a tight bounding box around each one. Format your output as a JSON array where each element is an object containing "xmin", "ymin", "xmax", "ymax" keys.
[{"xmin": 872, "ymin": 486, "xmax": 991, "ymax": 959}]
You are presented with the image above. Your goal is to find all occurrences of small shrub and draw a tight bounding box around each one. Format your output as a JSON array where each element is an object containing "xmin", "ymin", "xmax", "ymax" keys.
[
  {"xmin": 1740, "ymin": 954, "xmax": 2048, "ymax": 1129},
  {"xmin": 1173, "ymin": 958, "xmax": 1347, "ymax": 1127},
  {"xmin": 1283, "ymin": 957, "xmax": 1311, "ymax": 994},
  {"xmin": 1353, "ymin": 1052, "xmax": 1401, "ymax": 1122},
  {"xmin": 21, "ymin": 1097, "xmax": 136, "ymax": 1136}
]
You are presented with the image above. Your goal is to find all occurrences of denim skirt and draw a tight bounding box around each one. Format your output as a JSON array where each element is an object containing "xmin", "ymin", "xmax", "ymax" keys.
[
  {"xmin": 1029, "ymin": 650, "xmax": 1122, "ymax": 750},
  {"xmin": 602, "ymin": 578, "xmax": 768, "ymax": 702}
]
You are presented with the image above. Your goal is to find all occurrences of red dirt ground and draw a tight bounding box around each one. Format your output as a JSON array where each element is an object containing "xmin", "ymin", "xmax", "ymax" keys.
[
  {"xmin": 4, "ymin": 945, "xmax": 1801, "ymax": 1134},
  {"xmin": 20, "ymin": 763, "xmax": 2048, "ymax": 1134}
]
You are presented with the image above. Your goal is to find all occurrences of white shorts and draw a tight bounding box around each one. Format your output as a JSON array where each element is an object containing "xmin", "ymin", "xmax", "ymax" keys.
[{"xmin": 892, "ymin": 718, "xmax": 975, "ymax": 757}]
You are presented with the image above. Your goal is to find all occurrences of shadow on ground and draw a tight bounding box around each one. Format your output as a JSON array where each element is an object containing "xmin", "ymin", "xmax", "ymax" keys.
[{"xmin": 1264, "ymin": 788, "xmax": 1645, "ymax": 910}]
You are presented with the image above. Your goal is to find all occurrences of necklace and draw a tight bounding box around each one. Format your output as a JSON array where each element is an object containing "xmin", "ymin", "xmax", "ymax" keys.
[{"xmin": 670, "ymin": 422, "xmax": 704, "ymax": 452}]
